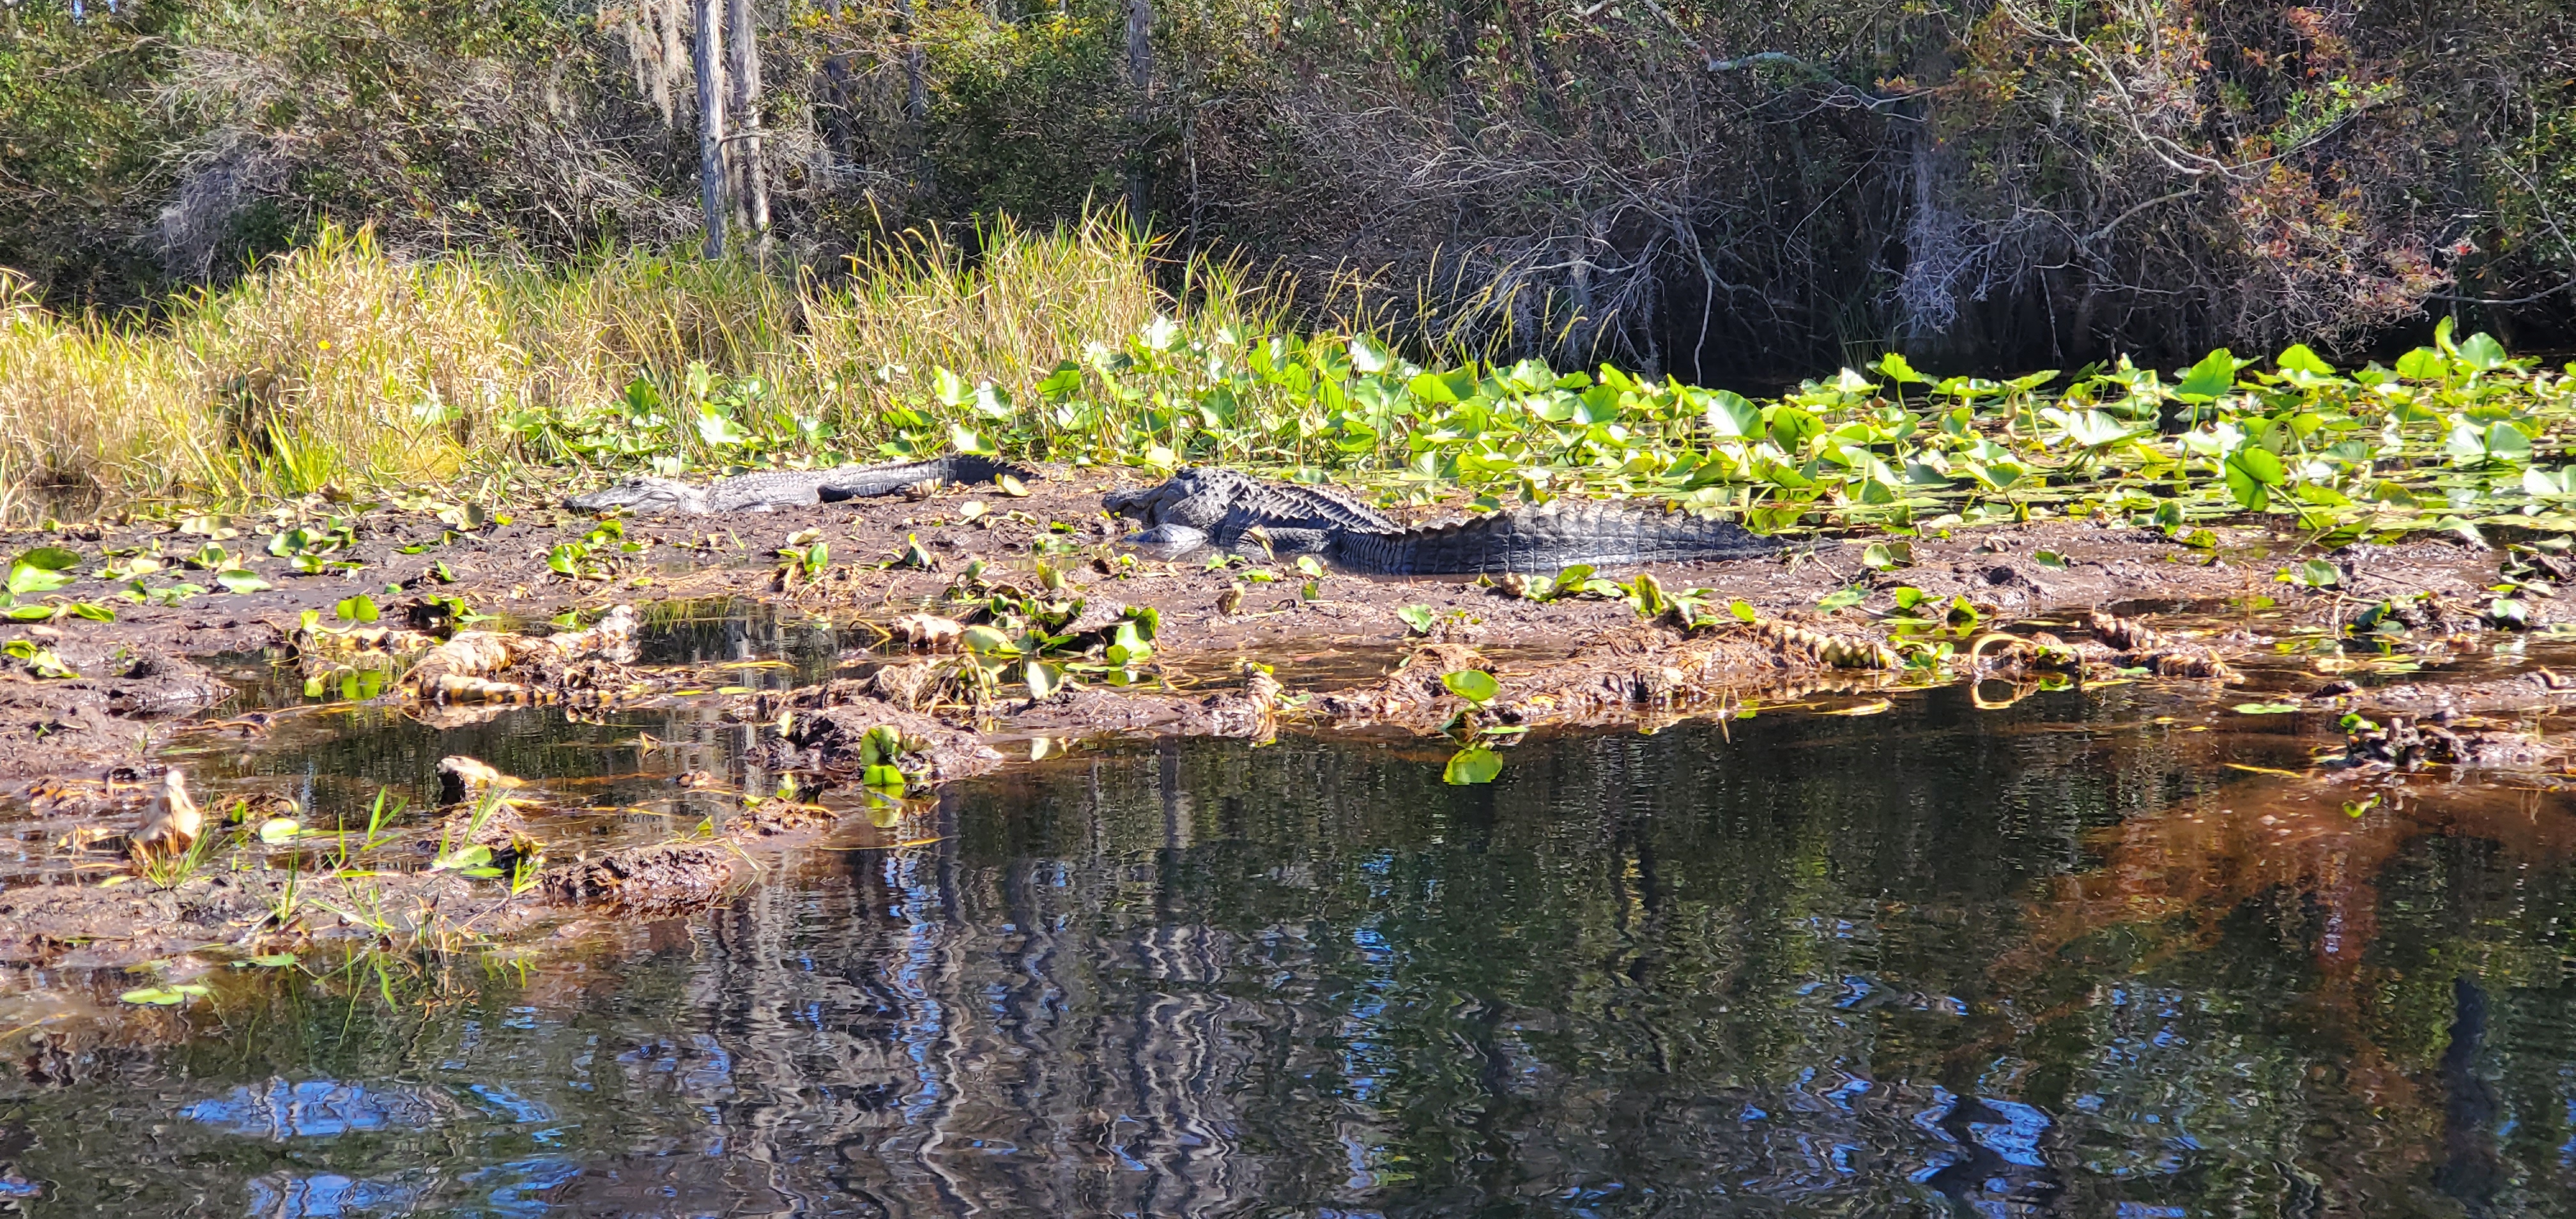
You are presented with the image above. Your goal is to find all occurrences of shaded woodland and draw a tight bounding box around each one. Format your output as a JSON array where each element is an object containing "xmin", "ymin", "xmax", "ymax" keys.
[{"xmin": 9, "ymin": 0, "xmax": 2576, "ymax": 374}]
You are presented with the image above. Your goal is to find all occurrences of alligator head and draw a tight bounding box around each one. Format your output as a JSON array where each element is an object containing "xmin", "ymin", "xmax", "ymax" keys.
[
  {"xmin": 567, "ymin": 477, "xmax": 709, "ymax": 514},
  {"xmin": 1102, "ymin": 468, "xmax": 1219, "ymax": 525}
]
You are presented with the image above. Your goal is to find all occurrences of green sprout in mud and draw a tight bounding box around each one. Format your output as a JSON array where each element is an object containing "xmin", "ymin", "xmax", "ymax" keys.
[
  {"xmin": 415, "ymin": 594, "xmax": 490, "ymax": 629},
  {"xmin": 506, "ymin": 850, "xmax": 546, "ymax": 899},
  {"xmin": 266, "ymin": 855, "xmax": 305, "ymax": 932},
  {"xmin": 4, "ymin": 638, "xmax": 77, "ymax": 679},
  {"xmin": 548, "ymin": 517, "xmax": 641, "ymax": 581},
  {"xmin": 327, "ymin": 788, "xmax": 406, "ymax": 873},
  {"xmin": 776, "ymin": 530, "xmax": 830, "ymax": 584},
  {"xmin": 268, "ymin": 517, "xmax": 363, "ymax": 575},
  {"xmin": 430, "ymin": 790, "xmax": 512, "ymax": 878},
  {"xmin": 1, "ymin": 547, "xmax": 93, "ymax": 620},
  {"xmin": 857, "ymin": 724, "xmax": 912, "ymax": 796},
  {"xmin": 135, "ymin": 816, "xmax": 224, "ymax": 889}
]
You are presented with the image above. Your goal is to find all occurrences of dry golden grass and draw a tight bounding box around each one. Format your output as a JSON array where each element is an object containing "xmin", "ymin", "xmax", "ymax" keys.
[{"xmin": 0, "ymin": 213, "xmax": 1275, "ymax": 523}]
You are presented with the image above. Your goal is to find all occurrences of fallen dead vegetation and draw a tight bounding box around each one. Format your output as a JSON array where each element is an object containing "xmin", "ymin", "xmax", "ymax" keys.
[
  {"xmin": 539, "ymin": 843, "xmax": 735, "ymax": 908},
  {"xmin": 399, "ymin": 604, "xmax": 643, "ymax": 704}
]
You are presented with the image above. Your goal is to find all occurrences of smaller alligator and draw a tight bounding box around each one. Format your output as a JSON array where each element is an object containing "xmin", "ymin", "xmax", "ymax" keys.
[
  {"xmin": 1104, "ymin": 467, "xmax": 1790, "ymax": 574},
  {"xmin": 568, "ymin": 455, "xmax": 1037, "ymax": 514}
]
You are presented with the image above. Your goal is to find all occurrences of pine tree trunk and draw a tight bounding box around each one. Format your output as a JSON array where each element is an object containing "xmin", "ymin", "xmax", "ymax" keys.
[
  {"xmin": 693, "ymin": 0, "xmax": 728, "ymax": 259},
  {"xmin": 726, "ymin": 0, "xmax": 769, "ymax": 238}
]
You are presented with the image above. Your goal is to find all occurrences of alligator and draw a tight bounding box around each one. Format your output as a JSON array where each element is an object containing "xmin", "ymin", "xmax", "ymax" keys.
[
  {"xmin": 567, "ymin": 455, "xmax": 1037, "ymax": 514},
  {"xmin": 1103, "ymin": 467, "xmax": 1790, "ymax": 574}
]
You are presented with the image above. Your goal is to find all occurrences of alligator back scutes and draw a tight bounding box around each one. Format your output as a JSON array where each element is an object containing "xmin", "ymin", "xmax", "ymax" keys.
[{"xmin": 1335, "ymin": 501, "xmax": 1780, "ymax": 575}]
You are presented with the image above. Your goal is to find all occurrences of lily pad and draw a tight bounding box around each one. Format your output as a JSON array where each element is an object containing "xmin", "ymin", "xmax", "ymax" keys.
[{"xmin": 1442, "ymin": 746, "xmax": 1504, "ymax": 785}]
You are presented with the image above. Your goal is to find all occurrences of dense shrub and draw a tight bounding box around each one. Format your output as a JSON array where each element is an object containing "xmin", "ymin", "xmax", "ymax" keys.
[{"xmin": 6, "ymin": 0, "xmax": 2576, "ymax": 372}]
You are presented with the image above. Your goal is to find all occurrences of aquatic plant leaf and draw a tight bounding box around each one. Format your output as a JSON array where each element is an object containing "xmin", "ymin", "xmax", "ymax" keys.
[
  {"xmin": 960, "ymin": 625, "xmax": 1015, "ymax": 654},
  {"xmin": 2457, "ymin": 331, "xmax": 2509, "ymax": 371},
  {"xmin": 694, "ymin": 406, "xmax": 750, "ymax": 447},
  {"xmin": 1442, "ymin": 669, "xmax": 1499, "ymax": 706},
  {"xmin": 1346, "ymin": 335, "xmax": 1392, "ymax": 374},
  {"xmin": 431, "ymin": 843, "xmax": 493, "ymax": 871},
  {"xmin": 1701, "ymin": 389, "xmax": 1761, "ymax": 438},
  {"xmin": 1025, "ymin": 660, "xmax": 1062, "ymax": 700},
  {"xmin": 118, "ymin": 984, "xmax": 210, "ymax": 1006},
  {"xmin": 2395, "ymin": 347, "xmax": 2449, "ymax": 381},
  {"xmin": 2276, "ymin": 344, "xmax": 2337, "ymax": 376},
  {"xmin": 1442, "ymin": 746, "xmax": 1503, "ymax": 785},
  {"xmin": 862, "ymin": 764, "xmax": 907, "ymax": 796},
  {"xmin": 6, "ymin": 561, "xmax": 72, "ymax": 597},
  {"xmin": 2174, "ymin": 349, "xmax": 2241, "ymax": 400}
]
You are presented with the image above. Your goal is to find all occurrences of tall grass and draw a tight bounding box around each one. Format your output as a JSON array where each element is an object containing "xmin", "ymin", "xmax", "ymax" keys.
[{"xmin": 0, "ymin": 213, "xmax": 1278, "ymax": 524}]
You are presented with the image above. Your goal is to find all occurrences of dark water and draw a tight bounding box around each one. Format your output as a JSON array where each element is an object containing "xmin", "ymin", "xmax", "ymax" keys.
[{"xmin": 9, "ymin": 682, "xmax": 2576, "ymax": 1216}]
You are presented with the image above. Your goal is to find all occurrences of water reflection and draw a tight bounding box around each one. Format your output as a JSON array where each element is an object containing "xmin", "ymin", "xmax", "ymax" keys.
[{"xmin": 6, "ymin": 684, "xmax": 2576, "ymax": 1216}]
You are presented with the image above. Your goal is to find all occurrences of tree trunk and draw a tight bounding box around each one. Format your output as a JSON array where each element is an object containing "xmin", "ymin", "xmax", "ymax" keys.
[
  {"xmin": 898, "ymin": 0, "xmax": 931, "ymax": 197},
  {"xmin": 726, "ymin": 0, "xmax": 769, "ymax": 238},
  {"xmin": 1125, "ymin": 0, "xmax": 1152, "ymax": 227},
  {"xmin": 693, "ymin": 0, "xmax": 727, "ymax": 259}
]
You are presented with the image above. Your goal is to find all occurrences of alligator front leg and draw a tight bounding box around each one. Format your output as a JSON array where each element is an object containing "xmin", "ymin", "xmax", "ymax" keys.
[
  {"xmin": 1126, "ymin": 523, "xmax": 1212, "ymax": 553},
  {"xmin": 1252, "ymin": 527, "xmax": 1331, "ymax": 557}
]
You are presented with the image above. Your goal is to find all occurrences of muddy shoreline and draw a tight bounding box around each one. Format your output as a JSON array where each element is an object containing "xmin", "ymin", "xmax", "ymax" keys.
[{"xmin": 3, "ymin": 468, "xmax": 2570, "ymax": 978}]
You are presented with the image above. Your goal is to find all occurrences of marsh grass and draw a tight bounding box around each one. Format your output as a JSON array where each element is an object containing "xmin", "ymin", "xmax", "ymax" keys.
[{"xmin": 0, "ymin": 212, "xmax": 1278, "ymax": 524}]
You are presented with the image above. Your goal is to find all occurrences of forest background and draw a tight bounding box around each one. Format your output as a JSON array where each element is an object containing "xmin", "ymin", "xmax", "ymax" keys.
[{"xmin": 11, "ymin": 0, "xmax": 2576, "ymax": 381}]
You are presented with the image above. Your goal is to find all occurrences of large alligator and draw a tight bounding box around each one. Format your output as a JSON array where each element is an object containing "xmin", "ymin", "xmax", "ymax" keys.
[
  {"xmin": 1105, "ymin": 467, "xmax": 1789, "ymax": 574},
  {"xmin": 567, "ymin": 455, "xmax": 1036, "ymax": 514}
]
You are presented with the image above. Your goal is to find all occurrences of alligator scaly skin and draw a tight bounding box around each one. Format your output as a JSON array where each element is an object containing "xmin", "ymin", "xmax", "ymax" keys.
[
  {"xmin": 1102, "ymin": 468, "xmax": 1397, "ymax": 537},
  {"xmin": 1327, "ymin": 499, "xmax": 1780, "ymax": 574},
  {"xmin": 569, "ymin": 455, "xmax": 1036, "ymax": 514},
  {"xmin": 1106, "ymin": 468, "xmax": 1786, "ymax": 574}
]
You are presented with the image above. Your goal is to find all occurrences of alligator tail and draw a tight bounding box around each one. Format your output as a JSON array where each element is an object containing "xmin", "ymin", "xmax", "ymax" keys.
[{"xmin": 1330, "ymin": 501, "xmax": 1784, "ymax": 575}]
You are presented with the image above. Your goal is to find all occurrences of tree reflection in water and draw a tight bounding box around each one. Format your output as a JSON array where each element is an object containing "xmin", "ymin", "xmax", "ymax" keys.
[{"xmin": 10, "ymin": 682, "xmax": 2576, "ymax": 1216}]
